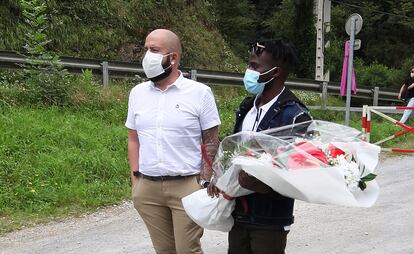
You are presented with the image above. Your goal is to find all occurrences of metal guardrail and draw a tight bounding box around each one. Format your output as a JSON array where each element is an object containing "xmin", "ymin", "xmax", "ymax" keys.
[{"xmin": 0, "ymin": 50, "xmax": 400, "ymax": 106}]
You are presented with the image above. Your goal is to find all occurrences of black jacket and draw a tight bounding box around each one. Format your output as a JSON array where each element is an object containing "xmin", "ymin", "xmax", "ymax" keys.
[
  {"xmin": 402, "ymin": 77, "xmax": 414, "ymax": 99},
  {"xmin": 232, "ymin": 87, "xmax": 312, "ymax": 230}
]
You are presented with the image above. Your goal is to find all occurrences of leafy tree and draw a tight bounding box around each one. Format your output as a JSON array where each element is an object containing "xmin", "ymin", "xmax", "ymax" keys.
[
  {"xmin": 264, "ymin": 0, "xmax": 315, "ymax": 77},
  {"xmin": 327, "ymin": 0, "xmax": 414, "ymax": 86},
  {"xmin": 212, "ymin": 0, "xmax": 257, "ymax": 59},
  {"xmin": 19, "ymin": 0, "xmax": 71, "ymax": 106}
]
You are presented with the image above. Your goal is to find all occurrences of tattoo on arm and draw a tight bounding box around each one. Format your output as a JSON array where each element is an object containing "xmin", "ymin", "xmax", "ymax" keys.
[{"xmin": 201, "ymin": 126, "xmax": 220, "ymax": 181}]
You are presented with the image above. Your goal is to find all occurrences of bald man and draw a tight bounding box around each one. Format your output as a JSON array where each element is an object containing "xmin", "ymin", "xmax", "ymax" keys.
[{"xmin": 125, "ymin": 29, "xmax": 221, "ymax": 254}]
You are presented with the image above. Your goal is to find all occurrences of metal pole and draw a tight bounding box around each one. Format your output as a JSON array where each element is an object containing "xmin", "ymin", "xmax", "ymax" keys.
[
  {"xmin": 102, "ymin": 61, "xmax": 109, "ymax": 89},
  {"xmin": 190, "ymin": 69, "xmax": 197, "ymax": 81},
  {"xmin": 314, "ymin": 0, "xmax": 324, "ymax": 81},
  {"xmin": 321, "ymin": 81, "xmax": 328, "ymax": 110},
  {"xmin": 373, "ymin": 86, "xmax": 379, "ymax": 106},
  {"xmin": 345, "ymin": 16, "xmax": 355, "ymax": 126}
]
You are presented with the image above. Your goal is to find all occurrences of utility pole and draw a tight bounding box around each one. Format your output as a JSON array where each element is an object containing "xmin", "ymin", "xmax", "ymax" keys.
[{"xmin": 314, "ymin": 0, "xmax": 331, "ymax": 81}]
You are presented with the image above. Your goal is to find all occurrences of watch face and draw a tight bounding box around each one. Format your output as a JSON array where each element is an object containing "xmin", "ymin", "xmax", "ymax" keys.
[{"xmin": 199, "ymin": 180, "xmax": 209, "ymax": 188}]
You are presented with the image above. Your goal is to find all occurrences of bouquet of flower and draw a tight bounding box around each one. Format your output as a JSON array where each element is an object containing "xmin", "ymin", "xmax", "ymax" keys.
[{"xmin": 182, "ymin": 120, "xmax": 381, "ymax": 231}]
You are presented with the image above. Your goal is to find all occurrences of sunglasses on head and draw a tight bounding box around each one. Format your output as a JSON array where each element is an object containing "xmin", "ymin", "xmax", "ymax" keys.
[{"xmin": 249, "ymin": 42, "xmax": 266, "ymax": 56}]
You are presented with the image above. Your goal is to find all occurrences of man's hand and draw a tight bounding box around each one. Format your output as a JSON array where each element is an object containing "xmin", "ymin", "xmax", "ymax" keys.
[
  {"xmin": 238, "ymin": 170, "xmax": 272, "ymax": 194},
  {"xmin": 207, "ymin": 183, "xmax": 221, "ymax": 198},
  {"xmin": 131, "ymin": 176, "xmax": 138, "ymax": 187}
]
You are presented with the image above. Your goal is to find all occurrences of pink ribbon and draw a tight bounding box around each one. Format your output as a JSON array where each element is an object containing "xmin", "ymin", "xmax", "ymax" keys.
[{"xmin": 340, "ymin": 40, "xmax": 357, "ymax": 96}]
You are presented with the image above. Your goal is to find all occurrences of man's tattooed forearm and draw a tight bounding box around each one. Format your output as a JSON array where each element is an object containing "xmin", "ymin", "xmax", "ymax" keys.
[{"xmin": 201, "ymin": 126, "xmax": 219, "ymax": 180}]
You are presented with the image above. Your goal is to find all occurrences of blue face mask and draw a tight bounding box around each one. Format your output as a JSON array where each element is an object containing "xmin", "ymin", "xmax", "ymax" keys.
[{"xmin": 243, "ymin": 67, "xmax": 277, "ymax": 94}]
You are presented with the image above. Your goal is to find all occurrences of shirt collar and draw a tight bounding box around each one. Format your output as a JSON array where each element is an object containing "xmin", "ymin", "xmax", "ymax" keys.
[
  {"xmin": 253, "ymin": 86, "xmax": 285, "ymax": 113},
  {"xmin": 150, "ymin": 71, "xmax": 184, "ymax": 91}
]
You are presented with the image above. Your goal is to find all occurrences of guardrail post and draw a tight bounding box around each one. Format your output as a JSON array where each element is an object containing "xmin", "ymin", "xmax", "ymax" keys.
[
  {"xmin": 102, "ymin": 61, "xmax": 109, "ymax": 89},
  {"xmin": 190, "ymin": 69, "xmax": 197, "ymax": 81},
  {"xmin": 321, "ymin": 81, "xmax": 328, "ymax": 110},
  {"xmin": 373, "ymin": 86, "xmax": 379, "ymax": 106}
]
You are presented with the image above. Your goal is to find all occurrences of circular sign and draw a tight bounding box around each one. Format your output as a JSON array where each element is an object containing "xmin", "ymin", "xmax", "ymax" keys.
[{"xmin": 345, "ymin": 13, "xmax": 363, "ymax": 36}]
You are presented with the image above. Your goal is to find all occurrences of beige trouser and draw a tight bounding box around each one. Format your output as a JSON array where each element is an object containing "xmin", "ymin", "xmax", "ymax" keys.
[{"xmin": 132, "ymin": 175, "xmax": 203, "ymax": 254}]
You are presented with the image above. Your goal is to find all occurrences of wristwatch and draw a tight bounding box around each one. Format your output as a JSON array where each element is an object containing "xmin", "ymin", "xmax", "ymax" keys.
[{"xmin": 199, "ymin": 179, "xmax": 210, "ymax": 188}]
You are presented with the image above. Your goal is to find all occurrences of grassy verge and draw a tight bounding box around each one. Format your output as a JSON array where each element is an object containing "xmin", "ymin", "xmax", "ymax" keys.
[
  {"xmin": 0, "ymin": 83, "xmax": 413, "ymax": 235},
  {"xmin": 0, "ymin": 105, "xmax": 130, "ymax": 234}
]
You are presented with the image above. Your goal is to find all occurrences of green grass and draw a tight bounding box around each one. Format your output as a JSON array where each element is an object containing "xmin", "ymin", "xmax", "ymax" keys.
[
  {"xmin": 212, "ymin": 86, "xmax": 249, "ymax": 138},
  {"xmin": 0, "ymin": 105, "xmax": 130, "ymax": 234}
]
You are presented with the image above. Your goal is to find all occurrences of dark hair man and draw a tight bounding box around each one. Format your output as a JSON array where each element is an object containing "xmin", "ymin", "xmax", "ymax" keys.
[{"xmin": 210, "ymin": 39, "xmax": 312, "ymax": 254}]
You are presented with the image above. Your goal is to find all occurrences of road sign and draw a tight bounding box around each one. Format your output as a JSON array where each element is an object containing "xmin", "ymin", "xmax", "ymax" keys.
[
  {"xmin": 345, "ymin": 13, "xmax": 363, "ymax": 36},
  {"xmin": 344, "ymin": 13, "xmax": 363, "ymax": 126},
  {"xmin": 354, "ymin": 39, "xmax": 362, "ymax": 50}
]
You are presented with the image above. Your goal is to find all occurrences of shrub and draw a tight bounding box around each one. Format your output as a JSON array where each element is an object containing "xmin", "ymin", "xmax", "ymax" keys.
[
  {"xmin": 22, "ymin": 70, "xmax": 72, "ymax": 106},
  {"xmin": 356, "ymin": 62, "xmax": 403, "ymax": 89},
  {"xmin": 0, "ymin": 69, "xmax": 103, "ymax": 107}
]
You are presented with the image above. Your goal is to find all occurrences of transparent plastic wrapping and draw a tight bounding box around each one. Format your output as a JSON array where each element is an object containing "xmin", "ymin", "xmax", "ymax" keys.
[{"xmin": 183, "ymin": 120, "xmax": 381, "ymax": 232}]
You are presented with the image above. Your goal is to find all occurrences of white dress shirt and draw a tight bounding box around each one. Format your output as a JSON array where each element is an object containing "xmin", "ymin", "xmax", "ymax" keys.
[
  {"xmin": 125, "ymin": 72, "xmax": 221, "ymax": 176},
  {"xmin": 241, "ymin": 87, "xmax": 285, "ymax": 131}
]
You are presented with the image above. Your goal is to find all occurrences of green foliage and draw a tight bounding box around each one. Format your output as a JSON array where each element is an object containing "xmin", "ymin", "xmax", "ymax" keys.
[
  {"xmin": 293, "ymin": 91, "xmax": 321, "ymax": 106},
  {"xmin": 212, "ymin": 86, "xmax": 248, "ymax": 138},
  {"xmin": 1, "ymin": 0, "xmax": 244, "ymax": 71},
  {"xmin": 212, "ymin": 0, "xmax": 256, "ymax": 59},
  {"xmin": 0, "ymin": 105, "xmax": 130, "ymax": 234},
  {"xmin": 2, "ymin": 0, "xmax": 413, "ymax": 81},
  {"xmin": 0, "ymin": 1, "xmax": 25, "ymax": 50},
  {"xmin": 326, "ymin": 1, "xmax": 414, "ymax": 83},
  {"xmin": 355, "ymin": 62, "xmax": 403, "ymax": 88},
  {"xmin": 20, "ymin": 0, "xmax": 50, "ymax": 57},
  {"xmin": 22, "ymin": 70, "xmax": 72, "ymax": 106},
  {"xmin": 265, "ymin": 0, "xmax": 315, "ymax": 77},
  {"xmin": 15, "ymin": 0, "xmax": 74, "ymax": 106}
]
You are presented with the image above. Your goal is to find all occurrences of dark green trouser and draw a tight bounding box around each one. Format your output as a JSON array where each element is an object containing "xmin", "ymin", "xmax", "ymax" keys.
[{"xmin": 228, "ymin": 224, "xmax": 289, "ymax": 254}]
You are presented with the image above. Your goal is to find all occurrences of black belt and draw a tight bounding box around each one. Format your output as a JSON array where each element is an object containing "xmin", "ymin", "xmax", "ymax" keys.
[{"xmin": 133, "ymin": 171, "xmax": 198, "ymax": 181}]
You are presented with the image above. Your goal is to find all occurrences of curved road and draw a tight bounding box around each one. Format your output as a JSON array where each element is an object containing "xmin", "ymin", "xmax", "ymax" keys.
[{"xmin": 1, "ymin": 155, "xmax": 414, "ymax": 254}]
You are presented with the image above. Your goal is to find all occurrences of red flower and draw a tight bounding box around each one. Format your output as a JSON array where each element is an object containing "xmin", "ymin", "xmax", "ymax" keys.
[
  {"xmin": 288, "ymin": 141, "xmax": 328, "ymax": 169},
  {"xmin": 328, "ymin": 145, "xmax": 345, "ymax": 158},
  {"xmin": 243, "ymin": 151, "xmax": 256, "ymax": 157}
]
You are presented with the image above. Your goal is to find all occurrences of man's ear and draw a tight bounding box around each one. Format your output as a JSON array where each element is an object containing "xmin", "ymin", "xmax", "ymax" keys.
[{"xmin": 170, "ymin": 52, "xmax": 178, "ymax": 65}]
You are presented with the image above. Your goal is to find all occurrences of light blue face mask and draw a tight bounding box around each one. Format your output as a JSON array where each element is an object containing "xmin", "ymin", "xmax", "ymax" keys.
[{"xmin": 243, "ymin": 67, "xmax": 277, "ymax": 94}]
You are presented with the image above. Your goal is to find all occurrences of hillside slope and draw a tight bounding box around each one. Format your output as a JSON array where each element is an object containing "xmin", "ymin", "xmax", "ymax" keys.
[{"xmin": 0, "ymin": 0, "xmax": 243, "ymax": 71}]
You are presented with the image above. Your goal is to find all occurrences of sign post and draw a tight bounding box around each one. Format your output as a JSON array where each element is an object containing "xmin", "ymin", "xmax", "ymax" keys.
[{"xmin": 345, "ymin": 13, "xmax": 363, "ymax": 126}]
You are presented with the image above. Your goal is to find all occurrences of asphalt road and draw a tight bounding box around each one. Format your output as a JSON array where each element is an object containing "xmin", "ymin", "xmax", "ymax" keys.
[{"xmin": 1, "ymin": 155, "xmax": 413, "ymax": 254}]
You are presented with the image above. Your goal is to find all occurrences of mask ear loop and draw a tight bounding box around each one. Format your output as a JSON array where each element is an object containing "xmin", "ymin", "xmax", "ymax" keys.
[
  {"xmin": 259, "ymin": 66, "xmax": 279, "ymax": 76},
  {"xmin": 262, "ymin": 77, "xmax": 275, "ymax": 85},
  {"xmin": 162, "ymin": 52, "xmax": 174, "ymax": 71},
  {"xmin": 259, "ymin": 66, "xmax": 279, "ymax": 84}
]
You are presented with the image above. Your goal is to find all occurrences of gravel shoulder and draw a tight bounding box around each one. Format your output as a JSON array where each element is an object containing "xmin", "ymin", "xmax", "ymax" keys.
[{"xmin": 1, "ymin": 155, "xmax": 414, "ymax": 254}]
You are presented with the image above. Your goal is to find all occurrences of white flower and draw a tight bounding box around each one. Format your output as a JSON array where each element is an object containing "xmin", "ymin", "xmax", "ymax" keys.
[{"xmin": 334, "ymin": 155, "xmax": 361, "ymax": 190}]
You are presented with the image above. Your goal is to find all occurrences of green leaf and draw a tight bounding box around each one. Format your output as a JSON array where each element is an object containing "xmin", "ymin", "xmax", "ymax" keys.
[
  {"xmin": 361, "ymin": 173, "xmax": 377, "ymax": 182},
  {"xmin": 358, "ymin": 181, "xmax": 367, "ymax": 191},
  {"xmin": 33, "ymin": 33, "xmax": 46, "ymax": 41}
]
